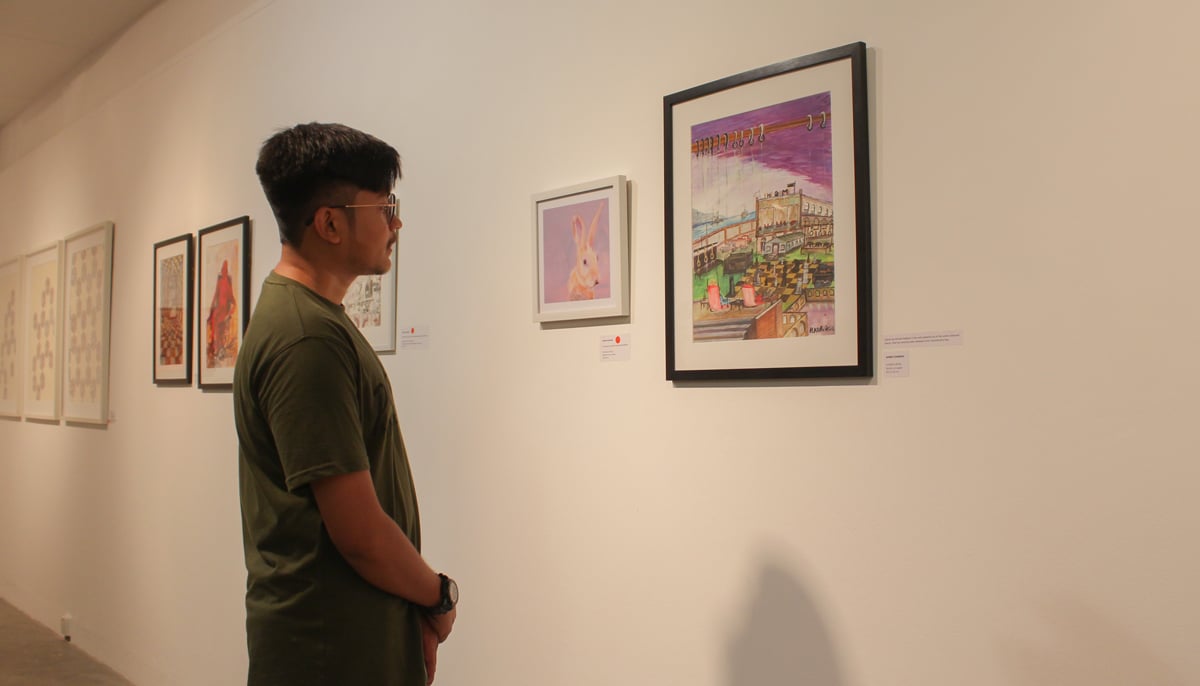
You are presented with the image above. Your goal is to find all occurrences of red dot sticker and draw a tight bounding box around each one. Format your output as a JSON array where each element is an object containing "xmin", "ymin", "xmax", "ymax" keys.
[{"xmin": 615, "ymin": 336, "xmax": 621, "ymax": 344}]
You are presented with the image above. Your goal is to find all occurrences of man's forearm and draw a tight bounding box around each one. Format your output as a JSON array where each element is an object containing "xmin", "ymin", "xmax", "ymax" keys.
[
  {"xmin": 337, "ymin": 511, "xmax": 442, "ymax": 607},
  {"xmin": 310, "ymin": 470, "xmax": 442, "ymax": 607}
]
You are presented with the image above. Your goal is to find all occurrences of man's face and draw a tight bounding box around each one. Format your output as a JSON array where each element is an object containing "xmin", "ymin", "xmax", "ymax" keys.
[{"xmin": 342, "ymin": 189, "xmax": 400, "ymax": 276}]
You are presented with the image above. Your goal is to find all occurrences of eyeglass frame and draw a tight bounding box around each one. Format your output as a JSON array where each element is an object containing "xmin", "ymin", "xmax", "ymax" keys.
[{"xmin": 328, "ymin": 192, "xmax": 399, "ymax": 222}]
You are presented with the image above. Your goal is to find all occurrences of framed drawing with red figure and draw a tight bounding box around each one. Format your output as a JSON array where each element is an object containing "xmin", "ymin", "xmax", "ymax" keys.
[{"xmin": 197, "ymin": 216, "xmax": 250, "ymax": 389}]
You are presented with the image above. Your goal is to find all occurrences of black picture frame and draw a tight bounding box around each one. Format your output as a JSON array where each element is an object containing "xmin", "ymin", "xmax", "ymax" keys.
[
  {"xmin": 196, "ymin": 216, "xmax": 250, "ymax": 390},
  {"xmin": 152, "ymin": 233, "xmax": 194, "ymax": 385},
  {"xmin": 664, "ymin": 42, "xmax": 872, "ymax": 380}
]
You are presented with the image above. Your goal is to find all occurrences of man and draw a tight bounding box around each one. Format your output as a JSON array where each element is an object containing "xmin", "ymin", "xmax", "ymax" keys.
[{"xmin": 234, "ymin": 122, "xmax": 457, "ymax": 685}]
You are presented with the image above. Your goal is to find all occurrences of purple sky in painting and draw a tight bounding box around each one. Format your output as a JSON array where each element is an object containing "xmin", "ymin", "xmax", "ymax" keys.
[{"xmin": 691, "ymin": 91, "xmax": 833, "ymax": 220}]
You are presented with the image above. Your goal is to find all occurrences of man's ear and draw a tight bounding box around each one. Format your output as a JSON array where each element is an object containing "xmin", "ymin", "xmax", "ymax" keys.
[{"xmin": 310, "ymin": 206, "xmax": 344, "ymax": 245}]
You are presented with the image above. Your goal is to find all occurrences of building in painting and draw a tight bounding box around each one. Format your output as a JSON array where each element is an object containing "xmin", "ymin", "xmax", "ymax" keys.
[{"xmin": 754, "ymin": 184, "xmax": 832, "ymax": 257}]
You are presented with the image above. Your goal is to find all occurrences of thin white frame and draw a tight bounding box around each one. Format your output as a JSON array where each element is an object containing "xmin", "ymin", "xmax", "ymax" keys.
[
  {"xmin": 532, "ymin": 175, "xmax": 629, "ymax": 323},
  {"xmin": 0, "ymin": 256, "xmax": 23, "ymax": 418},
  {"xmin": 22, "ymin": 242, "xmax": 63, "ymax": 421},
  {"xmin": 61, "ymin": 221, "xmax": 115, "ymax": 424},
  {"xmin": 344, "ymin": 241, "xmax": 398, "ymax": 352}
]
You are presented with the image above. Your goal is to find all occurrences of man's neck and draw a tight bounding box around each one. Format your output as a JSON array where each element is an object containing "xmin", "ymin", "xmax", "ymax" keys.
[{"xmin": 274, "ymin": 244, "xmax": 354, "ymax": 304}]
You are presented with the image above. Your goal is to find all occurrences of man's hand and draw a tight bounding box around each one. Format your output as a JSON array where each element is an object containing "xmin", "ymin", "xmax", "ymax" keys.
[
  {"xmin": 424, "ymin": 606, "xmax": 456, "ymax": 643},
  {"xmin": 420, "ymin": 619, "xmax": 439, "ymax": 685}
]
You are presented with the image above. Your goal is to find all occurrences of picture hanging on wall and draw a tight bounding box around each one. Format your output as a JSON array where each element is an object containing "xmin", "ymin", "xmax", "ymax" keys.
[
  {"xmin": 22, "ymin": 242, "xmax": 62, "ymax": 420},
  {"xmin": 153, "ymin": 233, "xmax": 194, "ymax": 384},
  {"xmin": 0, "ymin": 257, "xmax": 23, "ymax": 418},
  {"xmin": 344, "ymin": 241, "xmax": 398, "ymax": 352},
  {"xmin": 664, "ymin": 42, "xmax": 873, "ymax": 380},
  {"xmin": 531, "ymin": 175, "xmax": 629, "ymax": 322},
  {"xmin": 197, "ymin": 216, "xmax": 250, "ymax": 390},
  {"xmin": 61, "ymin": 221, "xmax": 115, "ymax": 424}
]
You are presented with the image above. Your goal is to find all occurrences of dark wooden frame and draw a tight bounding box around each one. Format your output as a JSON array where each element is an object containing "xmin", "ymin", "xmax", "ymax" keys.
[
  {"xmin": 196, "ymin": 216, "xmax": 250, "ymax": 390},
  {"xmin": 152, "ymin": 233, "xmax": 195, "ymax": 385},
  {"xmin": 664, "ymin": 42, "xmax": 873, "ymax": 380}
]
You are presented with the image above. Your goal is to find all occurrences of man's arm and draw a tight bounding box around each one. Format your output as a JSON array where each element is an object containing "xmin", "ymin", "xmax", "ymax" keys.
[{"xmin": 310, "ymin": 469, "xmax": 456, "ymax": 640}]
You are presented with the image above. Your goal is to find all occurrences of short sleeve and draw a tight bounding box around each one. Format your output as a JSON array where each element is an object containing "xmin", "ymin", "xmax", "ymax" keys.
[{"xmin": 258, "ymin": 335, "xmax": 369, "ymax": 491}]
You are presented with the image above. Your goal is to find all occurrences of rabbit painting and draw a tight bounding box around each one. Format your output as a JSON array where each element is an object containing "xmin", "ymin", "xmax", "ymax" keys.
[{"xmin": 566, "ymin": 205, "xmax": 604, "ymax": 300}]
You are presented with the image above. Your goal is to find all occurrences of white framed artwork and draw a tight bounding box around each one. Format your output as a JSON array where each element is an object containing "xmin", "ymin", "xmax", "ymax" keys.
[
  {"xmin": 0, "ymin": 256, "xmax": 22, "ymax": 417},
  {"xmin": 531, "ymin": 175, "xmax": 630, "ymax": 323},
  {"xmin": 344, "ymin": 242, "xmax": 398, "ymax": 352},
  {"xmin": 22, "ymin": 242, "xmax": 63, "ymax": 420},
  {"xmin": 61, "ymin": 221, "xmax": 114, "ymax": 424}
]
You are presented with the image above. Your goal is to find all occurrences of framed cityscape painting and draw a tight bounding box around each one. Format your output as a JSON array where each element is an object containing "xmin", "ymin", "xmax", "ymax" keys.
[
  {"xmin": 153, "ymin": 233, "xmax": 194, "ymax": 384},
  {"xmin": 344, "ymin": 241, "xmax": 398, "ymax": 352},
  {"xmin": 61, "ymin": 221, "xmax": 115, "ymax": 424},
  {"xmin": 197, "ymin": 216, "xmax": 250, "ymax": 389},
  {"xmin": 0, "ymin": 257, "xmax": 22, "ymax": 418},
  {"xmin": 532, "ymin": 175, "xmax": 630, "ymax": 322},
  {"xmin": 664, "ymin": 42, "xmax": 872, "ymax": 380},
  {"xmin": 22, "ymin": 242, "xmax": 63, "ymax": 420}
]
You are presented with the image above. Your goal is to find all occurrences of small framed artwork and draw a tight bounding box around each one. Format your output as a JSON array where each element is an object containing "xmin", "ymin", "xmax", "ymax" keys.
[
  {"xmin": 197, "ymin": 216, "xmax": 250, "ymax": 389},
  {"xmin": 532, "ymin": 175, "xmax": 629, "ymax": 322},
  {"xmin": 22, "ymin": 242, "xmax": 63, "ymax": 420},
  {"xmin": 664, "ymin": 42, "xmax": 872, "ymax": 380},
  {"xmin": 153, "ymin": 233, "xmax": 194, "ymax": 384},
  {"xmin": 62, "ymin": 221, "xmax": 115, "ymax": 424},
  {"xmin": 0, "ymin": 257, "xmax": 23, "ymax": 418},
  {"xmin": 345, "ymin": 241, "xmax": 398, "ymax": 352}
]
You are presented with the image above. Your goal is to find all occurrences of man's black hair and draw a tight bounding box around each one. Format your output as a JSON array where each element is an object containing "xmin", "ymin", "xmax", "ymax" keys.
[{"xmin": 256, "ymin": 122, "xmax": 401, "ymax": 246}]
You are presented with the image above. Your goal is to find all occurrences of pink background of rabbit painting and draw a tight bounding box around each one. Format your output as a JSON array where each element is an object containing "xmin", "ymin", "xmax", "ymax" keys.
[{"xmin": 541, "ymin": 198, "xmax": 611, "ymax": 303}]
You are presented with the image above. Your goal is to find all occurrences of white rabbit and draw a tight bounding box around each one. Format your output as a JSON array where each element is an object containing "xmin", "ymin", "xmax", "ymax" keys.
[{"xmin": 567, "ymin": 205, "xmax": 603, "ymax": 300}]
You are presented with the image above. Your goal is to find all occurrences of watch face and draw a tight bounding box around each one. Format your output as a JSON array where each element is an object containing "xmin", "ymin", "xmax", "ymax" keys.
[{"xmin": 447, "ymin": 578, "xmax": 459, "ymax": 605}]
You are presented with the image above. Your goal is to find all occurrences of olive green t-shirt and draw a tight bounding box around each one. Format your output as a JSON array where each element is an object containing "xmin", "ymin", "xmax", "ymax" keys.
[{"xmin": 234, "ymin": 272, "xmax": 424, "ymax": 685}]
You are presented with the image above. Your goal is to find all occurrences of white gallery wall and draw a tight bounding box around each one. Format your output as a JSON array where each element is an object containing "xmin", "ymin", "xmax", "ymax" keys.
[{"xmin": 1, "ymin": 0, "xmax": 1198, "ymax": 684}]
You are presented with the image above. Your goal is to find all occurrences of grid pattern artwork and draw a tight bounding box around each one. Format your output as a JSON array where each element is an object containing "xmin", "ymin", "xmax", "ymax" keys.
[
  {"xmin": 0, "ymin": 261, "xmax": 19, "ymax": 413},
  {"xmin": 66, "ymin": 244, "xmax": 105, "ymax": 405},
  {"xmin": 28, "ymin": 259, "xmax": 58, "ymax": 403},
  {"xmin": 1, "ymin": 289, "xmax": 15, "ymax": 399}
]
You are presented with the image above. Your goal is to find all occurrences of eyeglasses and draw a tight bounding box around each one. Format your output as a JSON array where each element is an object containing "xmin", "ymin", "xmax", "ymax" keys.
[{"xmin": 330, "ymin": 193, "xmax": 399, "ymax": 222}]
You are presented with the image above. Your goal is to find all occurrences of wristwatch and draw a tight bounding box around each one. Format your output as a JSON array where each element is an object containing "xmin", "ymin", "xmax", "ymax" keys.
[{"xmin": 425, "ymin": 573, "xmax": 458, "ymax": 615}]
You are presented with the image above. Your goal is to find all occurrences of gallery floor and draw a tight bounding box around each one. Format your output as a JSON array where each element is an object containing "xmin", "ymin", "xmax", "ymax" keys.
[{"xmin": 0, "ymin": 598, "xmax": 132, "ymax": 685}]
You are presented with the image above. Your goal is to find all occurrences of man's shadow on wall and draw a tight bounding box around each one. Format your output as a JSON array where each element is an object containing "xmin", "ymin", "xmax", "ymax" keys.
[{"xmin": 726, "ymin": 558, "xmax": 846, "ymax": 686}]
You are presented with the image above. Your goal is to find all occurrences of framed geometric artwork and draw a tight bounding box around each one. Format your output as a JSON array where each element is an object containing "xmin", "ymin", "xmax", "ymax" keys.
[
  {"xmin": 531, "ymin": 175, "xmax": 630, "ymax": 322},
  {"xmin": 344, "ymin": 241, "xmax": 398, "ymax": 352},
  {"xmin": 0, "ymin": 257, "xmax": 22, "ymax": 418},
  {"xmin": 61, "ymin": 221, "xmax": 115, "ymax": 424},
  {"xmin": 664, "ymin": 42, "xmax": 873, "ymax": 380},
  {"xmin": 197, "ymin": 216, "xmax": 250, "ymax": 389},
  {"xmin": 152, "ymin": 233, "xmax": 194, "ymax": 384},
  {"xmin": 22, "ymin": 242, "xmax": 63, "ymax": 420}
]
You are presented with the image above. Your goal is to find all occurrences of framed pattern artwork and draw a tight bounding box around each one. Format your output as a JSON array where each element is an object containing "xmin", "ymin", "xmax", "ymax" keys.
[
  {"xmin": 664, "ymin": 42, "xmax": 872, "ymax": 380},
  {"xmin": 153, "ymin": 233, "xmax": 194, "ymax": 384},
  {"xmin": 344, "ymin": 242, "xmax": 398, "ymax": 352},
  {"xmin": 61, "ymin": 221, "xmax": 115, "ymax": 424},
  {"xmin": 22, "ymin": 242, "xmax": 63, "ymax": 420},
  {"xmin": 0, "ymin": 257, "xmax": 22, "ymax": 418},
  {"xmin": 197, "ymin": 216, "xmax": 250, "ymax": 389},
  {"xmin": 532, "ymin": 175, "xmax": 630, "ymax": 322}
]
